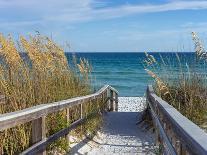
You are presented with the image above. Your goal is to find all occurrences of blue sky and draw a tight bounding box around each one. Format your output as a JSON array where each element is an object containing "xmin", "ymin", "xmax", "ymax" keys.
[{"xmin": 1, "ymin": 0, "xmax": 207, "ymax": 52}]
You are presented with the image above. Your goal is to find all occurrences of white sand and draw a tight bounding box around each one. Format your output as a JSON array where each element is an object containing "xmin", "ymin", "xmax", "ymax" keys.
[{"xmin": 69, "ymin": 97, "xmax": 155, "ymax": 155}]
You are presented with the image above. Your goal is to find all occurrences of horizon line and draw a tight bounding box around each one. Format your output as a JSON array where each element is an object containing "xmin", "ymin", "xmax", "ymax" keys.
[{"xmin": 65, "ymin": 51, "xmax": 194, "ymax": 53}]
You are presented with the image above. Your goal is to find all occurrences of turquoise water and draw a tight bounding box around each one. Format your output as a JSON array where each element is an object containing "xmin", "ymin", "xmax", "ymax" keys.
[{"xmin": 66, "ymin": 52, "xmax": 197, "ymax": 96}]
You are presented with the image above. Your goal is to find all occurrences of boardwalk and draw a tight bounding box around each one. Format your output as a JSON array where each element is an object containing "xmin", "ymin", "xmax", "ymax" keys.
[
  {"xmin": 70, "ymin": 97, "xmax": 155, "ymax": 155},
  {"xmin": 1, "ymin": 85, "xmax": 207, "ymax": 154}
]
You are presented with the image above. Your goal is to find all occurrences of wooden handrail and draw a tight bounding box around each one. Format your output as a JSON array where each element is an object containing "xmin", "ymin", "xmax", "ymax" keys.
[
  {"xmin": 147, "ymin": 85, "xmax": 207, "ymax": 155},
  {"xmin": 0, "ymin": 85, "xmax": 118, "ymax": 155}
]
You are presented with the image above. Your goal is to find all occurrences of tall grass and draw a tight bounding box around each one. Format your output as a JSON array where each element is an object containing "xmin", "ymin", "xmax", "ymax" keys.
[
  {"xmin": 0, "ymin": 33, "xmax": 102, "ymax": 154},
  {"xmin": 143, "ymin": 32, "xmax": 207, "ymax": 131}
]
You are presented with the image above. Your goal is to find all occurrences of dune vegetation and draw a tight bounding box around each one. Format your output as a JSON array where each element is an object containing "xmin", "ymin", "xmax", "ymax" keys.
[
  {"xmin": 0, "ymin": 33, "xmax": 103, "ymax": 154},
  {"xmin": 144, "ymin": 32, "xmax": 207, "ymax": 131}
]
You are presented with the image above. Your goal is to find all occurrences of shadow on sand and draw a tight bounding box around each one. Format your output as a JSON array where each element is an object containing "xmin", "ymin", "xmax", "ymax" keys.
[{"xmin": 69, "ymin": 111, "xmax": 155, "ymax": 154}]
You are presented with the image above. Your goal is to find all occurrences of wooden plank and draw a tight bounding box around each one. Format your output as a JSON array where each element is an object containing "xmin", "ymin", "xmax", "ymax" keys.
[
  {"xmin": 66, "ymin": 108, "xmax": 70, "ymax": 151},
  {"xmin": 32, "ymin": 117, "xmax": 46, "ymax": 155},
  {"xmin": 110, "ymin": 89, "xmax": 114, "ymax": 111},
  {"xmin": 147, "ymin": 85, "xmax": 207, "ymax": 155},
  {"xmin": 80, "ymin": 103, "xmax": 83, "ymax": 134},
  {"xmin": 108, "ymin": 85, "xmax": 119, "ymax": 94},
  {"xmin": 0, "ymin": 96, "xmax": 91, "ymax": 131},
  {"xmin": 0, "ymin": 85, "xmax": 118, "ymax": 154},
  {"xmin": 21, "ymin": 117, "xmax": 87, "ymax": 155},
  {"xmin": 164, "ymin": 108, "xmax": 207, "ymax": 154},
  {"xmin": 0, "ymin": 85, "xmax": 118, "ymax": 131},
  {"xmin": 147, "ymin": 96, "xmax": 177, "ymax": 155},
  {"xmin": 106, "ymin": 88, "xmax": 110, "ymax": 111},
  {"xmin": 102, "ymin": 92, "xmax": 108, "ymax": 111},
  {"xmin": 115, "ymin": 92, "xmax": 118, "ymax": 111}
]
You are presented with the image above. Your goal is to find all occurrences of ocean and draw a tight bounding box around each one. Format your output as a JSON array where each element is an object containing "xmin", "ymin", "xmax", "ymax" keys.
[{"xmin": 66, "ymin": 52, "xmax": 198, "ymax": 97}]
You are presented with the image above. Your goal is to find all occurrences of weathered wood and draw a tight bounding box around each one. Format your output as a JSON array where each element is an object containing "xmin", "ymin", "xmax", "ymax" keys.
[
  {"xmin": 21, "ymin": 118, "xmax": 86, "ymax": 155},
  {"xmin": 0, "ymin": 85, "xmax": 118, "ymax": 131},
  {"xmin": 66, "ymin": 108, "xmax": 70, "ymax": 151},
  {"xmin": 109, "ymin": 89, "xmax": 114, "ymax": 111},
  {"xmin": 101, "ymin": 94, "xmax": 105, "ymax": 111},
  {"xmin": 0, "ymin": 85, "xmax": 119, "ymax": 154},
  {"xmin": 106, "ymin": 87, "xmax": 110, "ymax": 111},
  {"xmin": 147, "ymin": 85, "xmax": 207, "ymax": 155},
  {"xmin": 32, "ymin": 117, "xmax": 46, "ymax": 155},
  {"xmin": 147, "ymin": 97, "xmax": 177, "ymax": 155},
  {"xmin": 80, "ymin": 103, "xmax": 83, "ymax": 134},
  {"xmin": 115, "ymin": 92, "xmax": 118, "ymax": 111},
  {"xmin": 22, "ymin": 111, "xmax": 102, "ymax": 155}
]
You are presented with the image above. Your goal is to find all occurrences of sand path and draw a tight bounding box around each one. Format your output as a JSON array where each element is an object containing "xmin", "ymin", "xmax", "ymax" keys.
[{"xmin": 70, "ymin": 97, "xmax": 155, "ymax": 155}]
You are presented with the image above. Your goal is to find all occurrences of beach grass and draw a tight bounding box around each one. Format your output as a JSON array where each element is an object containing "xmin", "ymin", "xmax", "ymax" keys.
[
  {"xmin": 0, "ymin": 33, "xmax": 102, "ymax": 154},
  {"xmin": 144, "ymin": 32, "xmax": 207, "ymax": 131}
]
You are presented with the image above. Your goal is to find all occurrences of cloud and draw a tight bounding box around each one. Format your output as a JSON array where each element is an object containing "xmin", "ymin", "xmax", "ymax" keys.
[
  {"xmin": 1, "ymin": 0, "xmax": 207, "ymax": 27},
  {"xmin": 45, "ymin": 1, "xmax": 207, "ymax": 23},
  {"xmin": 96, "ymin": 1, "xmax": 207, "ymax": 17}
]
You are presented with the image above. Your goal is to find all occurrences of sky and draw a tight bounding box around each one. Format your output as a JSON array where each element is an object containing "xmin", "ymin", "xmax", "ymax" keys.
[{"xmin": 1, "ymin": 0, "xmax": 207, "ymax": 52}]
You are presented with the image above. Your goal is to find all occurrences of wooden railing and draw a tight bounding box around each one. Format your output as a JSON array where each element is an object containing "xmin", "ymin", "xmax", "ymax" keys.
[
  {"xmin": 146, "ymin": 85, "xmax": 207, "ymax": 155},
  {"xmin": 0, "ymin": 85, "xmax": 118, "ymax": 155}
]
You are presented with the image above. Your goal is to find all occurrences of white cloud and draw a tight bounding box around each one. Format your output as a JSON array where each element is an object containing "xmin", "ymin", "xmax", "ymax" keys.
[
  {"xmin": 1, "ymin": 0, "xmax": 207, "ymax": 26},
  {"xmin": 0, "ymin": 0, "xmax": 206, "ymax": 52},
  {"xmin": 45, "ymin": 1, "xmax": 207, "ymax": 23},
  {"xmin": 96, "ymin": 1, "xmax": 207, "ymax": 17}
]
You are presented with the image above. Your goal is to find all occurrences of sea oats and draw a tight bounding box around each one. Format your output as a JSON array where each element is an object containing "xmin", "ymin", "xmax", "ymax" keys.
[
  {"xmin": 0, "ymin": 33, "xmax": 97, "ymax": 154},
  {"xmin": 144, "ymin": 32, "xmax": 207, "ymax": 131}
]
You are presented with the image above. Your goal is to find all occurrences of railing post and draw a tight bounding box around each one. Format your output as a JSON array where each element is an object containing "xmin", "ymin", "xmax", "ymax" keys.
[
  {"xmin": 32, "ymin": 116, "xmax": 46, "ymax": 155},
  {"xmin": 110, "ymin": 89, "xmax": 114, "ymax": 111},
  {"xmin": 99, "ymin": 94, "xmax": 102, "ymax": 111},
  {"xmin": 106, "ymin": 88, "xmax": 110, "ymax": 111},
  {"xmin": 80, "ymin": 103, "xmax": 83, "ymax": 135},
  {"xmin": 115, "ymin": 92, "xmax": 118, "ymax": 111},
  {"xmin": 80, "ymin": 103, "xmax": 83, "ymax": 119},
  {"xmin": 105, "ymin": 93, "xmax": 107, "ymax": 111},
  {"xmin": 101, "ymin": 94, "xmax": 104, "ymax": 111},
  {"xmin": 66, "ymin": 108, "xmax": 70, "ymax": 151},
  {"xmin": 154, "ymin": 103, "xmax": 160, "ymax": 146},
  {"xmin": 103, "ymin": 91, "xmax": 107, "ymax": 111}
]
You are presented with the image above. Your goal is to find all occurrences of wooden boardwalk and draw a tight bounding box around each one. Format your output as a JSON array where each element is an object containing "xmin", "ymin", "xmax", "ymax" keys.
[
  {"xmin": 1, "ymin": 85, "xmax": 207, "ymax": 155},
  {"xmin": 70, "ymin": 97, "xmax": 155, "ymax": 155}
]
